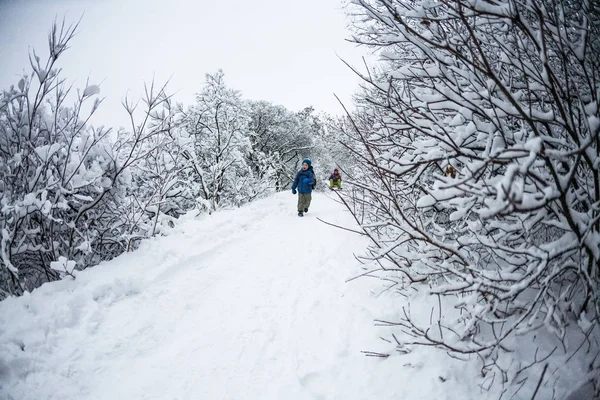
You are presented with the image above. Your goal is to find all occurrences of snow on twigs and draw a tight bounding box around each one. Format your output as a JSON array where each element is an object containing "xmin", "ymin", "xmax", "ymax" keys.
[{"xmin": 82, "ymin": 85, "xmax": 100, "ymax": 97}]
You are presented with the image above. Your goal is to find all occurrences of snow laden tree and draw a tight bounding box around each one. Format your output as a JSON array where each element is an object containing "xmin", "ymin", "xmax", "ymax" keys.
[
  {"xmin": 180, "ymin": 71, "xmax": 256, "ymax": 211},
  {"xmin": 343, "ymin": 0, "xmax": 600, "ymax": 397},
  {"xmin": 0, "ymin": 21, "xmax": 116, "ymax": 296},
  {"xmin": 116, "ymin": 81, "xmax": 190, "ymax": 249},
  {"xmin": 0, "ymin": 21, "xmax": 178, "ymax": 298},
  {"xmin": 246, "ymin": 101, "xmax": 316, "ymax": 190}
]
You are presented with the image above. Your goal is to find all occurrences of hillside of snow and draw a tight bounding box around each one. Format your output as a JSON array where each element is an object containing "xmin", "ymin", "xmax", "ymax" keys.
[{"xmin": 1, "ymin": 192, "xmax": 518, "ymax": 399}]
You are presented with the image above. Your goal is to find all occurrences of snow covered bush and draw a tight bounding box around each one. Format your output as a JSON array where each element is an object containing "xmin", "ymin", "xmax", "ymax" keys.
[
  {"xmin": 0, "ymin": 22, "xmax": 182, "ymax": 298},
  {"xmin": 0, "ymin": 21, "xmax": 122, "ymax": 297},
  {"xmin": 343, "ymin": 0, "xmax": 600, "ymax": 397},
  {"xmin": 179, "ymin": 71, "xmax": 256, "ymax": 212},
  {"xmin": 118, "ymin": 81, "xmax": 194, "ymax": 245}
]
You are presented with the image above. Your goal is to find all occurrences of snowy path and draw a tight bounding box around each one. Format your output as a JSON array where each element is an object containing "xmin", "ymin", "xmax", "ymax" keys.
[{"xmin": 0, "ymin": 192, "xmax": 481, "ymax": 400}]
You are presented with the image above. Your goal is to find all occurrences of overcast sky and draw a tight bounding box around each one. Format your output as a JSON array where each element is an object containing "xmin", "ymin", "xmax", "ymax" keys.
[{"xmin": 0, "ymin": 0, "xmax": 369, "ymax": 128}]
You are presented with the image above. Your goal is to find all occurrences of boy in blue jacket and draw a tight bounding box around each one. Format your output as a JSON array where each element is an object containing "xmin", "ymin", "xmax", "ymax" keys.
[{"xmin": 291, "ymin": 158, "xmax": 315, "ymax": 217}]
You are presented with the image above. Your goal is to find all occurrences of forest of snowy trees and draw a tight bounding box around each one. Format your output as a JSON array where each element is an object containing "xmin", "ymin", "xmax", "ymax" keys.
[
  {"xmin": 1, "ymin": 0, "xmax": 599, "ymax": 398},
  {"xmin": 0, "ymin": 21, "xmax": 350, "ymax": 299}
]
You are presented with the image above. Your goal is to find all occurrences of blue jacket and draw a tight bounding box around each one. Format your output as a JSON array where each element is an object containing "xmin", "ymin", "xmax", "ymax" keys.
[{"xmin": 292, "ymin": 167, "xmax": 315, "ymax": 194}]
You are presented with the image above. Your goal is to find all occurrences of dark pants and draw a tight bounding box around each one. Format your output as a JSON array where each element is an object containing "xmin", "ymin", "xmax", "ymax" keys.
[{"xmin": 298, "ymin": 193, "xmax": 312, "ymax": 212}]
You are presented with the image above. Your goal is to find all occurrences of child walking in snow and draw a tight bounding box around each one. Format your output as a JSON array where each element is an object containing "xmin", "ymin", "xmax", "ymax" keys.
[
  {"xmin": 329, "ymin": 168, "xmax": 342, "ymax": 190},
  {"xmin": 292, "ymin": 158, "xmax": 315, "ymax": 217}
]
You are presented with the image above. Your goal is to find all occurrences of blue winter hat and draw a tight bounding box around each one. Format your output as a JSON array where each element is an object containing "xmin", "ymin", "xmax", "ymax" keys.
[{"xmin": 302, "ymin": 158, "xmax": 312, "ymax": 167}]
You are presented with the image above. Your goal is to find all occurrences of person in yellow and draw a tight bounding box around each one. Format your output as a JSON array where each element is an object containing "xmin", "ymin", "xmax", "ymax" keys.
[{"xmin": 329, "ymin": 168, "xmax": 342, "ymax": 190}]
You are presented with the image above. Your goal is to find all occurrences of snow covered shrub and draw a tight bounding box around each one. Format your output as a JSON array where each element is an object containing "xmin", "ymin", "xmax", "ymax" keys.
[
  {"xmin": 119, "ymin": 81, "xmax": 194, "ymax": 243},
  {"xmin": 179, "ymin": 71, "xmax": 255, "ymax": 212},
  {"xmin": 344, "ymin": 0, "xmax": 600, "ymax": 398},
  {"xmin": 0, "ymin": 21, "xmax": 125, "ymax": 297},
  {"xmin": 0, "ymin": 22, "xmax": 181, "ymax": 298}
]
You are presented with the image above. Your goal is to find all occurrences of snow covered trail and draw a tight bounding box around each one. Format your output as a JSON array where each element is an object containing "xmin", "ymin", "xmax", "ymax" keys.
[{"xmin": 0, "ymin": 192, "xmax": 485, "ymax": 400}]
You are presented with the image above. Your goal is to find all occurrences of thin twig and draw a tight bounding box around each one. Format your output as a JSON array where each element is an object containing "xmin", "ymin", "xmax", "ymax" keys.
[
  {"xmin": 530, "ymin": 363, "xmax": 548, "ymax": 400},
  {"xmin": 316, "ymin": 217, "xmax": 366, "ymax": 235}
]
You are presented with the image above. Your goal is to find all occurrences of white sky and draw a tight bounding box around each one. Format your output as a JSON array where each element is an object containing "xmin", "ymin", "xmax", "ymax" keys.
[{"xmin": 0, "ymin": 0, "xmax": 369, "ymax": 128}]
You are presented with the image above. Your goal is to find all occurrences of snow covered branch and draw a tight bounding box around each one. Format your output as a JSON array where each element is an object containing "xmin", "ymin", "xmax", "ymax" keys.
[{"xmin": 343, "ymin": 0, "xmax": 600, "ymax": 398}]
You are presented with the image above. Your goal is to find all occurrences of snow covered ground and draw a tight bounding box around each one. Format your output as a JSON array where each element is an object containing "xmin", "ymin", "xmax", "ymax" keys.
[{"xmin": 1, "ymin": 192, "xmax": 503, "ymax": 399}]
